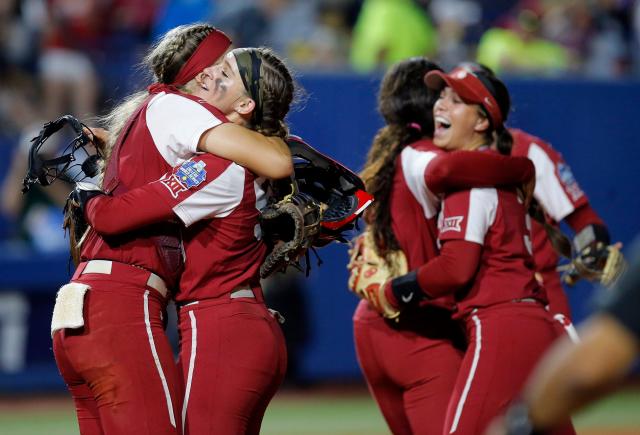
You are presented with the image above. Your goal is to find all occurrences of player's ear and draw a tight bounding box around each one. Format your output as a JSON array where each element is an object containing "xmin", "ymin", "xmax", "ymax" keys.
[
  {"xmin": 234, "ymin": 96, "xmax": 255, "ymax": 116},
  {"xmin": 473, "ymin": 111, "xmax": 490, "ymax": 133}
]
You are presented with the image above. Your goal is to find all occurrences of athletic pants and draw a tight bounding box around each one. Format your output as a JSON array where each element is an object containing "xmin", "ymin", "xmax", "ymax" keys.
[
  {"xmin": 444, "ymin": 301, "xmax": 576, "ymax": 435},
  {"xmin": 178, "ymin": 293, "xmax": 287, "ymax": 435},
  {"xmin": 354, "ymin": 300, "xmax": 465, "ymax": 435},
  {"xmin": 53, "ymin": 262, "xmax": 182, "ymax": 435}
]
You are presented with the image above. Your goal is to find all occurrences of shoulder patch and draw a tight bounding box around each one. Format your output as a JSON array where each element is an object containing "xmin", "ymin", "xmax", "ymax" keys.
[
  {"xmin": 556, "ymin": 162, "xmax": 584, "ymax": 201},
  {"xmin": 440, "ymin": 215, "xmax": 464, "ymax": 233},
  {"xmin": 161, "ymin": 159, "xmax": 207, "ymax": 199}
]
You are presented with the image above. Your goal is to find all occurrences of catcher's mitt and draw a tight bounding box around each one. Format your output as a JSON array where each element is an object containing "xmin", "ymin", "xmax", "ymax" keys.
[
  {"xmin": 347, "ymin": 230, "xmax": 408, "ymax": 320},
  {"xmin": 286, "ymin": 135, "xmax": 373, "ymax": 246},
  {"xmin": 560, "ymin": 224, "xmax": 627, "ymax": 287},
  {"xmin": 259, "ymin": 189, "xmax": 322, "ymax": 278}
]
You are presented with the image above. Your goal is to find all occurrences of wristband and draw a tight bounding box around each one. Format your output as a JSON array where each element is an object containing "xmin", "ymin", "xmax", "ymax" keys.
[{"xmin": 390, "ymin": 271, "xmax": 424, "ymax": 308}]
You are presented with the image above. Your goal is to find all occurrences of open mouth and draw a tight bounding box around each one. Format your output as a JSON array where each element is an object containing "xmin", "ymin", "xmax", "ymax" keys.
[{"xmin": 434, "ymin": 116, "xmax": 451, "ymax": 131}]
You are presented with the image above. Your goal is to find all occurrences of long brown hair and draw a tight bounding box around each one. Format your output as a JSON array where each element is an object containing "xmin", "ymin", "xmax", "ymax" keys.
[
  {"xmin": 245, "ymin": 47, "xmax": 295, "ymax": 139},
  {"xmin": 361, "ymin": 57, "xmax": 442, "ymax": 261}
]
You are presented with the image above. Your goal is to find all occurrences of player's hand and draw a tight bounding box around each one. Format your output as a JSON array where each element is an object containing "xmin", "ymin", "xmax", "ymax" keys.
[{"xmin": 83, "ymin": 126, "xmax": 110, "ymax": 153}]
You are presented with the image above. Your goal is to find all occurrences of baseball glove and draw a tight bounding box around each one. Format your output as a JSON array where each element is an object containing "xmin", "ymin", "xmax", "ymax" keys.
[
  {"xmin": 560, "ymin": 224, "xmax": 626, "ymax": 288},
  {"xmin": 561, "ymin": 242, "xmax": 626, "ymax": 288},
  {"xmin": 259, "ymin": 188, "xmax": 323, "ymax": 278},
  {"xmin": 347, "ymin": 230, "xmax": 408, "ymax": 320}
]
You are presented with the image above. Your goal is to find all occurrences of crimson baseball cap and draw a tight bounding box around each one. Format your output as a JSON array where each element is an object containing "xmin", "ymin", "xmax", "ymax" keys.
[{"xmin": 424, "ymin": 67, "xmax": 503, "ymax": 128}]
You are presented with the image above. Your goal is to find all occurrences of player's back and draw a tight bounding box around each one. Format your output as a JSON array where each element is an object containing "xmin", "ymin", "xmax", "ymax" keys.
[{"xmin": 174, "ymin": 155, "xmax": 268, "ymax": 303}]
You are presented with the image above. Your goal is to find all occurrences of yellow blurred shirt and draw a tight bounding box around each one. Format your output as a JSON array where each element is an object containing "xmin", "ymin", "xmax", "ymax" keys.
[
  {"xmin": 350, "ymin": 0, "xmax": 437, "ymax": 73},
  {"xmin": 476, "ymin": 28, "xmax": 570, "ymax": 75}
]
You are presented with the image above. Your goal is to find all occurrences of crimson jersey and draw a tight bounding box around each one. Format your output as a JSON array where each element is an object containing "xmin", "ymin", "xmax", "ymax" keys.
[
  {"xmin": 87, "ymin": 153, "xmax": 267, "ymax": 302},
  {"xmin": 510, "ymin": 129, "xmax": 588, "ymax": 277},
  {"xmin": 391, "ymin": 140, "xmax": 456, "ymax": 310},
  {"xmin": 81, "ymin": 90, "xmax": 227, "ymax": 287},
  {"xmin": 438, "ymin": 184, "xmax": 545, "ymax": 317}
]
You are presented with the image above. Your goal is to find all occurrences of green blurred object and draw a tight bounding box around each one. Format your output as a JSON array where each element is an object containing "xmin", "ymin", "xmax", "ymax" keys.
[
  {"xmin": 0, "ymin": 388, "xmax": 639, "ymax": 434},
  {"xmin": 476, "ymin": 28, "xmax": 570, "ymax": 76},
  {"xmin": 350, "ymin": 0, "xmax": 438, "ymax": 73}
]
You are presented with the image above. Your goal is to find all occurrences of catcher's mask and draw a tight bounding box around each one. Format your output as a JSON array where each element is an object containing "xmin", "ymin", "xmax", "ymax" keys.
[
  {"xmin": 22, "ymin": 115, "xmax": 103, "ymax": 193},
  {"xmin": 287, "ymin": 135, "xmax": 373, "ymax": 245}
]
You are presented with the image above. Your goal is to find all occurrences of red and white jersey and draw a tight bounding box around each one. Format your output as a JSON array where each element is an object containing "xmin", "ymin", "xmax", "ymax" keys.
[
  {"xmin": 150, "ymin": 154, "xmax": 268, "ymax": 303},
  {"xmin": 511, "ymin": 129, "xmax": 588, "ymax": 276},
  {"xmin": 391, "ymin": 139, "xmax": 455, "ymax": 310},
  {"xmin": 438, "ymin": 184, "xmax": 545, "ymax": 317},
  {"xmin": 81, "ymin": 91, "xmax": 227, "ymax": 287}
]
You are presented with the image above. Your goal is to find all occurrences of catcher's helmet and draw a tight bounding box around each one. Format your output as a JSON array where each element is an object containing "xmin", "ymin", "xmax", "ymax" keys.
[{"xmin": 22, "ymin": 115, "xmax": 102, "ymax": 193}]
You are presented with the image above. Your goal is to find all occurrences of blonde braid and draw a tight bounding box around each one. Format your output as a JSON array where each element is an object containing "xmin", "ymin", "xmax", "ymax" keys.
[{"xmin": 99, "ymin": 23, "xmax": 216, "ymax": 178}]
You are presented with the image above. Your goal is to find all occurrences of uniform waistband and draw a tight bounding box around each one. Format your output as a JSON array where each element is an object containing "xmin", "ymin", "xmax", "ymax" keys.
[
  {"xmin": 75, "ymin": 260, "xmax": 168, "ymax": 298},
  {"xmin": 177, "ymin": 285, "xmax": 262, "ymax": 308}
]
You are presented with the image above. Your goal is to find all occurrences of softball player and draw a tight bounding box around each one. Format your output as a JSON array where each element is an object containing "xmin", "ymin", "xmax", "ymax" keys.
[
  {"xmin": 52, "ymin": 26, "xmax": 292, "ymax": 435},
  {"xmin": 353, "ymin": 58, "xmax": 538, "ymax": 435},
  {"xmin": 457, "ymin": 62, "xmax": 613, "ymax": 340},
  {"xmin": 76, "ymin": 47, "xmax": 295, "ymax": 435},
  {"xmin": 383, "ymin": 66, "xmax": 575, "ymax": 434}
]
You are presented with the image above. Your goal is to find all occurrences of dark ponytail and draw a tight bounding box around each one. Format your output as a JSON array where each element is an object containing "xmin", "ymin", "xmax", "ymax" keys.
[
  {"xmin": 361, "ymin": 57, "xmax": 441, "ymax": 261},
  {"xmin": 495, "ymin": 125, "xmax": 513, "ymax": 155}
]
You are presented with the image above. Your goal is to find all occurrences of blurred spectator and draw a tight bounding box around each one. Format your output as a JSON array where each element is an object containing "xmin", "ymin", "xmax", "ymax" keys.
[
  {"xmin": 476, "ymin": 2, "xmax": 573, "ymax": 76},
  {"xmin": 583, "ymin": 0, "xmax": 633, "ymax": 78},
  {"xmin": 349, "ymin": 0, "xmax": 437, "ymax": 73},
  {"xmin": 429, "ymin": 0, "xmax": 482, "ymax": 69},
  {"xmin": 38, "ymin": 0, "xmax": 108, "ymax": 120},
  {"xmin": 217, "ymin": 0, "xmax": 349, "ymax": 70},
  {"xmin": 0, "ymin": 0, "xmax": 44, "ymax": 136},
  {"xmin": 0, "ymin": 124, "xmax": 70, "ymax": 253}
]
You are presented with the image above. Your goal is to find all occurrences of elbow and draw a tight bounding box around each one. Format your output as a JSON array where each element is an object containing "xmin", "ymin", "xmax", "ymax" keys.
[
  {"xmin": 449, "ymin": 272, "xmax": 474, "ymax": 290},
  {"xmin": 425, "ymin": 166, "xmax": 448, "ymax": 194},
  {"xmin": 269, "ymin": 157, "xmax": 294, "ymax": 179}
]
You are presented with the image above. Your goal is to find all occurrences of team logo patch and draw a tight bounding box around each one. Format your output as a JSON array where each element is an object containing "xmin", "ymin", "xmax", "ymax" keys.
[
  {"xmin": 557, "ymin": 163, "xmax": 584, "ymax": 201},
  {"xmin": 160, "ymin": 159, "xmax": 207, "ymax": 199},
  {"xmin": 440, "ymin": 216, "xmax": 464, "ymax": 233}
]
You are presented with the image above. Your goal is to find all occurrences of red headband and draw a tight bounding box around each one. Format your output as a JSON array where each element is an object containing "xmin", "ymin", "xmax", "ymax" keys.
[
  {"xmin": 172, "ymin": 29, "xmax": 232, "ymax": 86},
  {"xmin": 424, "ymin": 67, "xmax": 503, "ymax": 127}
]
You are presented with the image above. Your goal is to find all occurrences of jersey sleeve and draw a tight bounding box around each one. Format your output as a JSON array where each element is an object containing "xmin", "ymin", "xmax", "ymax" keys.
[
  {"xmin": 399, "ymin": 146, "xmax": 441, "ymax": 219},
  {"xmin": 523, "ymin": 138, "xmax": 588, "ymax": 222},
  {"xmin": 146, "ymin": 93, "xmax": 226, "ymax": 166},
  {"xmin": 425, "ymin": 150, "xmax": 535, "ymax": 194},
  {"xmin": 438, "ymin": 188, "xmax": 497, "ymax": 245},
  {"xmin": 86, "ymin": 155, "xmax": 246, "ymax": 235}
]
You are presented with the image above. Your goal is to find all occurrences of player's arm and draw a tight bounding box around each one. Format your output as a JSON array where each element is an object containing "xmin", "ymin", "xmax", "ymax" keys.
[
  {"xmin": 384, "ymin": 240, "xmax": 482, "ymax": 308},
  {"xmin": 425, "ymin": 150, "xmax": 535, "ymax": 194},
  {"xmin": 86, "ymin": 155, "xmax": 240, "ymax": 235},
  {"xmin": 198, "ymin": 123, "xmax": 292, "ymax": 179},
  {"xmin": 384, "ymin": 189, "xmax": 489, "ymax": 308},
  {"xmin": 85, "ymin": 184, "xmax": 174, "ymax": 236}
]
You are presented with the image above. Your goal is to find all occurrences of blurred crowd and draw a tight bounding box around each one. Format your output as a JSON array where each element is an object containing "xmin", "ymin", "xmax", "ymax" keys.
[{"xmin": 0, "ymin": 0, "xmax": 639, "ymax": 251}]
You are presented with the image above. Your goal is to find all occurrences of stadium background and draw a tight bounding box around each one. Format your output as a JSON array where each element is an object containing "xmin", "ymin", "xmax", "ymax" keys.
[{"xmin": 1, "ymin": 0, "xmax": 639, "ymax": 433}]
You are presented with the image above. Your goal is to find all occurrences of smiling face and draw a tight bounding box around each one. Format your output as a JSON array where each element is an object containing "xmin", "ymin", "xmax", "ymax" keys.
[
  {"xmin": 197, "ymin": 52, "xmax": 254, "ymax": 121},
  {"xmin": 432, "ymin": 86, "xmax": 490, "ymax": 151}
]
